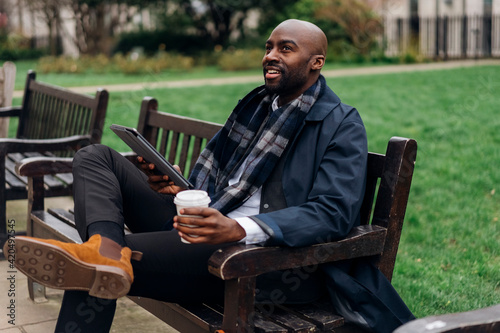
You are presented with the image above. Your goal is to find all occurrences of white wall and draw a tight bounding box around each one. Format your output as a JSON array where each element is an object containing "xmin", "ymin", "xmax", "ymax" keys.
[
  {"xmin": 464, "ymin": 0, "xmax": 483, "ymax": 15},
  {"xmin": 439, "ymin": 0, "xmax": 465, "ymax": 16},
  {"xmin": 6, "ymin": 0, "xmax": 79, "ymax": 57},
  {"xmin": 492, "ymin": 0, "xmax": 500, "ymax": 56},
  {"xmin": 494, "ymin": 0, "xmax": 500, "ymax": 14},
  {"xmin": 419, "ymin": 0, "xmax": 438, "ymax": 17},
  {"xmin": 378, "ymin": 0, "xmax": 498, "ymax": 59}
]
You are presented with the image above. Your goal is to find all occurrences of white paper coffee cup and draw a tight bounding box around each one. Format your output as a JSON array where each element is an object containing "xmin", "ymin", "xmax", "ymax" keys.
[{"xmin": 174, "ymin": 190, "xmax": 211, "ymax": 243}]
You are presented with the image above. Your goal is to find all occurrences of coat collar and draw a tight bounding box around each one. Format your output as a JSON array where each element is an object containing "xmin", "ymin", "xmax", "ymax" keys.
[{"xmin": 304, "ymin": 83, "xmax": 342, "ymax": 122}]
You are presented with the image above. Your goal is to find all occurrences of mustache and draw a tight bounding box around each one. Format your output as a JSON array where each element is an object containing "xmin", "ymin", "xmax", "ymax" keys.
[{"xmin": 263, "ymin": 62, "xmax": 284, "ymax": 71}]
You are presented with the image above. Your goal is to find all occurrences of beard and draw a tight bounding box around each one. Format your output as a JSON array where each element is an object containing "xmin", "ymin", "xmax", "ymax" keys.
[{"xmin": 264, "ymin": 63, "xmax": 309, "ymax": 97}]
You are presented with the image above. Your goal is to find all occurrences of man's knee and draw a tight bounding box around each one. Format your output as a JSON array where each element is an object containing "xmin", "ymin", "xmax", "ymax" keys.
[{"xmin": 74, "ymin": 144, "xmax": 113, "ymax": 168}]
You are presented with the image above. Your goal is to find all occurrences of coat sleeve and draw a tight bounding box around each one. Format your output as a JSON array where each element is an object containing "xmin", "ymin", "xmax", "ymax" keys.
[{"xmin": 250, "ymin": 110, "xmax": 368, "ymax": 247}]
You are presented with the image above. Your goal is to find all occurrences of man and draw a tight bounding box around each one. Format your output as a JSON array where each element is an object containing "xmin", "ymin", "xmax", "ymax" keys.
[{"xmin": 6, "ymin": 19, "xmax": 414, "ymax": 332}]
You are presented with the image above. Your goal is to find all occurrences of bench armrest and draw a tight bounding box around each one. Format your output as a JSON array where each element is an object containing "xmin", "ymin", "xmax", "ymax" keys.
[
  {"xmin": 393, "ymin": 304, "xmax": 500, "ymax": 333},
  {"xmin": 0, "ymin": 134, "xmax": 91, "ymax": 154},
  {"xmin": 0, "ymin": 106, "xmax": 21, "ymax": 117},
  {"xmin": 15, "ymin": 151, "xmax": 138, "ymax": 177},
  {"xmin": 208, "ymin": 224, "xmax": 387, "ymax": 280},
  {"xmin": 16, "ymin": 157, "xmax": 74, "ymax": 177}
]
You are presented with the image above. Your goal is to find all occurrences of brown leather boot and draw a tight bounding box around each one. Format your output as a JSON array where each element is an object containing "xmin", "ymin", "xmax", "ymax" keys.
[{"xmin": 6, "ymin": 234, "xmax": 142, "ymax": 299}]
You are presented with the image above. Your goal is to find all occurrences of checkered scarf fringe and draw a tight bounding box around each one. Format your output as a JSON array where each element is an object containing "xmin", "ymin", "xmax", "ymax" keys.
[{"xmin": 189, "ymin": 76, "xmax": 324, "ymax": 215}]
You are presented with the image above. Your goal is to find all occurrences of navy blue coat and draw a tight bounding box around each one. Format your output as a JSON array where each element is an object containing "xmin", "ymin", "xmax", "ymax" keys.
[{"xmin": 238, "ymin": 82, "xmax": 415, "ymax": 332}]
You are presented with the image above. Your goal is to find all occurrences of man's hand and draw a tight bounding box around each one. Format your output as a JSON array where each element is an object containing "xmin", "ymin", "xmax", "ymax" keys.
[
  {"xmin": 137, "ymin": 156, "xmax": 183, "ymax": 195},
  {"xmin": 173, "ymin": 207, "xmax": 246, "ymax": 244}
]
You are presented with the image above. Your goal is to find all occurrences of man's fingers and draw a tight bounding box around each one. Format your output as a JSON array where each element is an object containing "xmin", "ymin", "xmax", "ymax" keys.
[{"xmin": 148, "ymin": 174, "xmax": 167, "ymax": 182}]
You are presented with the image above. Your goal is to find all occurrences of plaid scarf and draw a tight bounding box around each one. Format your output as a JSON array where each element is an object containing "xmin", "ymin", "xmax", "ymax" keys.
[{"xmin": 189, "ymin": 76, "xmax": 324, "ymax": 215}]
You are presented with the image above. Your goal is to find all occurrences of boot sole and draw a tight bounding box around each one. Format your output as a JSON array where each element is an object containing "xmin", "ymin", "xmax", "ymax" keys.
[{"xmin": 11, "ymin": 237, "xmax": 131, "ymax": 299}]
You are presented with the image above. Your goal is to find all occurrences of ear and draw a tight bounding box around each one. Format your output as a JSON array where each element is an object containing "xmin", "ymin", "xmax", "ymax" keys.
[{"xmin": 311, "ymin": 55, "xmax": 325, "ymax": 70}]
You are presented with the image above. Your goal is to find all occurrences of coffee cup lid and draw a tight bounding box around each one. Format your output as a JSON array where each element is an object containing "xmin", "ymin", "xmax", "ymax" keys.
[{"xmin": 174, "ymin": 190, "xmax": 211, "ymax": 206}]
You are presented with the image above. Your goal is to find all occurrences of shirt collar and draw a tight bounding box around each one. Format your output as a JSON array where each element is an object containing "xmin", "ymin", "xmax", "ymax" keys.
[{"xmin": 271, "ymin": 96, "xmax": 280, "ymax": 111}]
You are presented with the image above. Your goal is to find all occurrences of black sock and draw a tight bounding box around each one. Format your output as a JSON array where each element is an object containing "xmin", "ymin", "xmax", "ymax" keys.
[
  {"xmin": 87, "ymin": 221, "xmax": 126, "ymax": 247},
  {"xmin": 55, "ymin": 290, "xmax": 116, "ymax": 332}
]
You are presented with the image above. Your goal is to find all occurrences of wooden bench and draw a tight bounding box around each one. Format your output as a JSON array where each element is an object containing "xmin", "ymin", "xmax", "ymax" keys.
[
  {"xmin": 16, "ymin": 96, "xmax": 418, "ymax": 332},
  {"xmin": 0, "ymin": 70, "xmax": 109, "ymax": 246},
  {"xmin": 394, "ymin": 304, "xmax": 500, "ymax": 333},
  {"xmin": 0, "ymin": 61, "xmax": 16, "ymax": 137}
]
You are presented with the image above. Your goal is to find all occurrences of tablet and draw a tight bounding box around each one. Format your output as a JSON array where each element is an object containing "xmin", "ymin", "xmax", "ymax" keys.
[{"xmin": 110, "ymin": 124, "xmax": 194, "ymax": 189}]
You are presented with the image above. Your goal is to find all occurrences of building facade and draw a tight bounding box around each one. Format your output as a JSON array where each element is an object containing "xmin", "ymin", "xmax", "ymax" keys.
[
  {"xmin": 1, "ymin": 0, "xmax": 155, "ymax": 57},
  {"xmin": 375, "ymin": 0, "xmax": 500, "ymax": 59}
]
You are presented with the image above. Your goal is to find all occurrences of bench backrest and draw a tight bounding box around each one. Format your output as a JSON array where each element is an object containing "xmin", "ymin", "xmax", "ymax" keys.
[
  {"xmin": 17, "ymin": 71, "xmax": 109, "ymax": 149},
  {"xmin": 361, "ymin": 137, "xmax": 417, "ymax": 280},
  {"xmin": 137, "ymin": 97, "xmax": 222, "ymax": 177},
  {"xmin": 0, "ymin": 61, "xmax": 16, "ymax": 108},
  {"xmin": 138, "ymin": 97, "xmax": 417, "ymax": 281},
  {"xmin": 0, "ymin": 61, "xmax": 16, "ymax": 137}
]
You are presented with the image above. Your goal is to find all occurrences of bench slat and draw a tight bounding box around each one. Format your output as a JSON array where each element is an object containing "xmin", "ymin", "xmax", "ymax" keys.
[
  {"xmin": 259, "ymin": 306, "xmax": 318, "ymax": 333},
  {"xmin": 31, "ymin": 210, "xmax": 82, "ymax": 243},
  {"xmin": 178, "ymin": 303, "xmax": 224, "ymax": 331},
  {"xmin": 280, "ymin": 301, "xmax": 344, "ymax": 330},
  {"xmin": 252, "ymin": 315, "xmax": 289, "ymax": 333},
  {"xmin": 5, "ymin": 159, "xmax": 27, "ymax": 189},
  {"xmin": 7, "ymin": 152, "xmax": 71, "ymax": 189},
  {"xmin": 128, "ymin": 298, "xmax": 212, "ymax": 333},
  {"xmin": 205, "ymin": 303, "xmax": 289, "ymax": 333},
  {"xmin": 48, "ymin": 208, "xmax": 76, "ymax": 227},
  {"xmin": 28, "ymin": 80, "xmax": 98, "ymax": 108}
]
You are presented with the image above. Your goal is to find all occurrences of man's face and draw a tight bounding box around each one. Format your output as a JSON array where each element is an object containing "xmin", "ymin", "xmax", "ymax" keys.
[{"xmin": 262, "ymin": 26, "xmax": 314, "ymax": 100}]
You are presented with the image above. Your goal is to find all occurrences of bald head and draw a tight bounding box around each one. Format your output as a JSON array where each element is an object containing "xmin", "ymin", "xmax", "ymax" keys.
[
  {"xmin": 263, "ymin": 19, "xmax": 328, "ymax": 105},
  {"xmin": 273, "ymin": 19, "xmax": 328, "ymax": 57}
]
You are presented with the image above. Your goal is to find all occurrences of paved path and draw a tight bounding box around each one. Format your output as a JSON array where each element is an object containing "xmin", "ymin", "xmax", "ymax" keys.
[{"xmin": 13, "ymin": 58, "xmax": 500, "ymax": 98}]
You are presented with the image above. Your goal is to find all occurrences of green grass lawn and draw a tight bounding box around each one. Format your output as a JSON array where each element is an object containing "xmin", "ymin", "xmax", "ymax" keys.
[
  {"xmin": 332, "ymin": 66, "xmax": 500, "ymax": 319},
  {"xmin": 9, "ymin": 63, "xmax": 500, "ymax": 319}
]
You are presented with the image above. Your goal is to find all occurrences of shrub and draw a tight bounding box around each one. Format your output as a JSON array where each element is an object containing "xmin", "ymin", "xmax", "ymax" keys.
[
  {"xmin": 112, "ymin": 52, "xmax": 195, "ymax": 75},
  {"xmin": 37, "ymin": 56, "xmax": 83, "ymax": 74},
  {"xmin": 34, "ymin": 53, "xmax": 195, "ymax": 75},
  {"xmin": 217, "ymin": 48, "xmax": 263, "ymax": 71},
  {"xmin": 152, "ymin": 51, "xmax": 194, "ymax": 72},
  {"xmin": 80, "ymin": 54, "xmax": 113, "ymax": 74},
  {"xmin": 114, "ymin": 29, "xmax": 213, "ymax": 57},
  {"xmin": 0, "ymin": 33, "xmax": 46, "ymax": 60}
]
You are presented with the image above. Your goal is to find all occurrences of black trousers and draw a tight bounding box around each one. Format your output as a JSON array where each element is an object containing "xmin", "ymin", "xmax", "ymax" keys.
[{"xmin": 55, "ymin": 145, "xmax": 229, "ymax": 332}]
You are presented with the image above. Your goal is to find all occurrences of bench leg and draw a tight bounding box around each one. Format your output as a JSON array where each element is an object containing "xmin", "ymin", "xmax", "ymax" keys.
[
  {"xmin": 26, "ymin": 176, "xmax": 48, "ymax": 303},
  {"xmin": 221, "ymin": 277, "xmax": 256, "ymax": 333},
  {"xmin": 0, "ymin": 154, "xmax": 6, "ymax": 248},
  {"xmin": 28, "ymin": 277, "xmax": 48, "ymax": 303}
]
